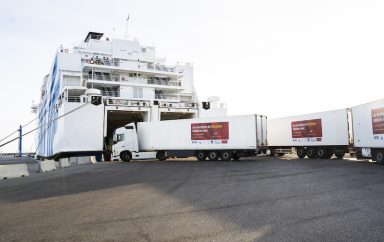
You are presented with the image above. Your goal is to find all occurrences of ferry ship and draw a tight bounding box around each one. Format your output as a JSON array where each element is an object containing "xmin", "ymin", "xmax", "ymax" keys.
[{"xmin": 36, "ymin": 31, "xmax": 226, "ymax": 160}]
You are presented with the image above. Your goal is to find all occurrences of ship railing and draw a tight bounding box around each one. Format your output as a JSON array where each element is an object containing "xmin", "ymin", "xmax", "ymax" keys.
[
  {"xmin": 147, "ymin": 64, "xmax": 176, "ymax": 73},
  {"xmin": 81, "ymin": 57, "xmax": 119, "ymax": 67},
  {"xmin": 84, "ymin": 74, "xmax": 181, "ymax": 87},
  {"xmin": 83, "ymin": 74, "xmax": 119, "ymax": 82},
  {"xmin": 67, "ymin": 96, "xmax": 82, "ymax": 103},
  {"xmin": 148, "ymin": 79, "xmax": 181, "ymax": 86},
  {"xmin": 101, "ymin": 91, "xmax": 119, "ymax": 97},
  {"xmin": 155, "ymin": 94, "xmax": 180, "ymax": 100}
]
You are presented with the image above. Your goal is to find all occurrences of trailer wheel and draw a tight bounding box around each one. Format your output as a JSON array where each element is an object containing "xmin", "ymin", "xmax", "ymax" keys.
[
  {"xmin": 232, "ymin": 154, "xmax": 240, "ymax": 161},
  {"xmin": 120, "ymin": 152, "xmax": 132, "ymax": 162},
  {"xmin": 297, "ymin": 148, "xmax": 307, "ymax": 159},
  {"xmin": 307, "ymin": 148, "xmax": 317, "ymax": 159},
  {"xmin": 208, "ymin": 151, "xmax": 219, "ymax": 161},
  {"xmin": 335, "ymin": 153, "xmax": 345, "ymax": 159},
  {"xmin": 266, "ymin": 149, "xmax": 274, "ymax": 156},
  {"xmin": 220, "ymin": 151, "xmax": 232, "ymax": 161},
  {"xmin": 327, "ymin": 151, "xmax": 334, "ymax": 159},
  {"xmin": 156, "ymin": 151, "xmax": 167, "ymax": 161},
  {"xmin": 324, "ymin": 151, "xmax": 333, "ymax": 159},
  {"xmin": 317, "ymin": 148, "xmax": 330, "ymax": 159},
  {"xmin": 375, "ymin": 150, "xmax": 384, "ymax": 164},
  {"xmin": 195, "ymin": 151, "xmax": 207, "ymax": 161}
]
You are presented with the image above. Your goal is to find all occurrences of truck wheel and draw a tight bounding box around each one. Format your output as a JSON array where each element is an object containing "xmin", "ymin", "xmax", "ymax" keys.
[
  {"xmin": 317, "ymin": 148, "xmax": 330, "ymax": 159},
  {"xmin": 335, "ymin": 153, "xmax": 345, "ymax": 159},
  {"xmin": 156, "ymin": 151, "xmax": 167, "ymax": 161},
  {"xmin": 324, "ymin": 151, "xmax": 333, "ymax": 159},
  {"xmin": 375, "ymin": 150, "xmax": 384, "ymax": 164},
  {"xmin": 232, "ymin": 153, "xmax": 240, "ymax": 160},
  {"xmin": 120, "ymin": 152, "xmax": 132, "ymax": 162},
  {"xmin": 307, "ymin": 148, "xmax": 317, "ymax": 159},
  {"xmin": 208, "ymin": 151, "xmax": 219, "ymax": 161},
  {"xmin": 326, "ymin": 151, "xmax": 334, "ymax": 159},
  {"xmin": 220, "ymin": 151, "xmax": 232, "ymax": 161},
  {"xmin": 266, "ymin": 149, "xmax": 274, "ymax": 156},
  {"xmin": 195, "ymin": 151, "xmax": 207, "ymax": 161},
  {"xmin": 297, "ymin": 148, "xmax": 307, "ymax": 159}
]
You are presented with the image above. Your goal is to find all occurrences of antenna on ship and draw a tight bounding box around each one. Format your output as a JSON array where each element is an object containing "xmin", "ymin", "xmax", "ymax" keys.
[{"xmin": 124, "ymin": 14, "xmax": 130, "ymax": 39}]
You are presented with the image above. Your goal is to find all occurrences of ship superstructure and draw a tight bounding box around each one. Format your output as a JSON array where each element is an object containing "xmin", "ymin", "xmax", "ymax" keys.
[{"xmin": 37, "ymin": 32, "xmax": 226, "ymax": 159}]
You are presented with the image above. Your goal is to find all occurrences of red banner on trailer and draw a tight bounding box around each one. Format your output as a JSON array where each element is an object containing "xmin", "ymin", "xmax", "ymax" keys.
[
  {"xmin": 291, "ymin": 119, "xmax": 322, "ymax": 138},
  {"xmin": 372, "ymin": 108, "xmax": 384, "ymax": 134},
  {"xmin": 191, "ymin": 122, "xmax": 229, "ymax": 140}
]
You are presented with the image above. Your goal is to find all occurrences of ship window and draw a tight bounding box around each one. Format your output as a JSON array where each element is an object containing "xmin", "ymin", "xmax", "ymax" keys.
[
  {"xmin": 133, "ymin": 87, "xmax": 143, "ymax": 99},
  {"xmin": 64, "ymin": 75, "xmax": 80, "ymax": 86},
  {"xmin": 141, "ymin": 48, "xmax": 146, "ymax": 53}
]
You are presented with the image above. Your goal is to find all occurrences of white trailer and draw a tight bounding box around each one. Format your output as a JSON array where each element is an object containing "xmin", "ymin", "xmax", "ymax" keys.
[
  {"xmin": 112, "ymin": 114, "xmax": 267, "ymax": 162},
  {"xmin": 267, "ymin": 109, "xmax": 352, "ymax": 159},
  {"xmin": 352, "ymin": 99, "xmax": 384, "ymax": 163}
]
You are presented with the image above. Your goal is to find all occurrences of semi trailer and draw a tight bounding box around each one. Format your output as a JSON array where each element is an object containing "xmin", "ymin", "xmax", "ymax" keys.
[
  {"xmin": 352, "ymin": 99, "xmax": 384, "ymax": 163},
  {"xmin": 267, "ymin": 99, "xmax": 384, "ymax": 163},
  {"xmin": 267, "ymin": 109, "xmax": 352, "ymax": 159},
  {"xmin": 112, "ymin": 114, "xmax": 267, "ymax": 162}
]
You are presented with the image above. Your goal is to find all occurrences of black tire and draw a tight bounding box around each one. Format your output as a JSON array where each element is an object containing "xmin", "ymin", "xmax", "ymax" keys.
[
  {"xmin": 324, "ymin": 152, "xmax": 333, "ymax": 159},
  {"xmin": 103, "ymin": 152, "xmax": 112, "ymax": 162},
  {"xmin": 207, "ymin": 151, "xmax": 219, "ymax": 161},
  {"xmin": 266, "ymin": 149, "xmax": 274, "ymax": 156},
  {"xmin": 297, "ymin": 148, "xmax": 307, "ymax": 159},
  {"xmin": 335, "ymin": 153, "xmax": 345, "ymax": 159},
  {"xmin": 195, "ymin": 151, "xmax": 207, "ymax": 161},
  {"xmin": 156, "ymin": 151, "xmax": 167, "ymax": 161},
  {"xmin": 375, "ymin": 150, "xmax": 384, "ymax": 164},
  {"xmin": 220, "ymin": 151, "xmax": 232, "ymax": 161},
  {"xmin": 317, "ymin": 148, "xmax": 329, "ymax": 159},
  {"xmin": 307, "ymin": 148, "xmax": 317, "ymax": 159},
  {"xmin": 232, "ymin": 154, "xmax": 240, "ymax": 161},
  {"xmin": 326, "ymin": 151, "xmax": 334, "ymax": 159},
  {"xmin": 120, "ymin": 152, "xmax": 132, "ymax": 162}
]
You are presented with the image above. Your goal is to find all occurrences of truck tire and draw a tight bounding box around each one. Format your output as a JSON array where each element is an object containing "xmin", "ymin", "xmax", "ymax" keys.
[
  {"xmin": 375, "ymin": 150, "xmax": 384, "ymax": 164},
  {"xmin": 220, "ymin": 151, "xmax": 232, "ymax": 161},
  {"xmin": 156, "ymin": 151, "xmax": 167, "ymax": 161},
  {"xmin": 195, "ymin": 151, "xmax": 207, "ymax": 161},
  {"xmin": 120, "ymin": 152, "xmax": 132, "ymax": 162},
  {"xmin": 266, "ymin": 149, "xmax": 274, "ymax": 156},
  {"xmin": 297, "ymin": 148, "xmax": 307, "ymax": 159},
  {"xmin": 307, "ymin": 148, "xmax": 317, "ymax": 159},
  {"xmin": 232, "ymin": 153, "xmax": 240, "ymax": 160},
  {"xmin": 327, "ymin": 151, "xmax": 334, "ymax": 159},
  {"xmin": 208, "ymin": 151, "xmax": 219, "ymax": 161},
  {"xmin": 317, "ymin": 148, "xmax": 330, "ymax": 159},
  {"xmin": 335, "ymin": 153, "xmax": 345, "ymax": 159}
]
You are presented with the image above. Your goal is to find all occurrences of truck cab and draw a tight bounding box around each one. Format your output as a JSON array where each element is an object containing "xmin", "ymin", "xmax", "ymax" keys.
[{"xmin": 112, "ymin": 123, "xmax": 156, "ymax": 162}]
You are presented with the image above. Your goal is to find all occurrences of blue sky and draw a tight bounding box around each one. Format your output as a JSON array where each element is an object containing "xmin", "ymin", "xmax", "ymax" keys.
[{"xmin": 1, "ymin": 0, "xmax": 384, "ymax": 152}]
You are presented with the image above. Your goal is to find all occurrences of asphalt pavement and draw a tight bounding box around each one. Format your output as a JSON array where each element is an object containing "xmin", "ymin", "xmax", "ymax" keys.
[{"xmin": 1, "ymin": 155, "xmax": 384, "ymax": 241}]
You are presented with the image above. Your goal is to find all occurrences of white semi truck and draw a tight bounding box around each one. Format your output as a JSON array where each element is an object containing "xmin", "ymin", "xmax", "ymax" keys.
[
  {"xmin": 267, "ymin": 99, "xmax": 384, "ymax": 163},
  {"xmin": 352, "ymin": 99, "xmax": 384, "ymax": 163},
  {"xmin": 112, "ymin": 114, "xmax": 267, "ymax": 162},
  {"xmin": 267, "ymin": 109, "xmax": 352, "ymax": 159}
]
